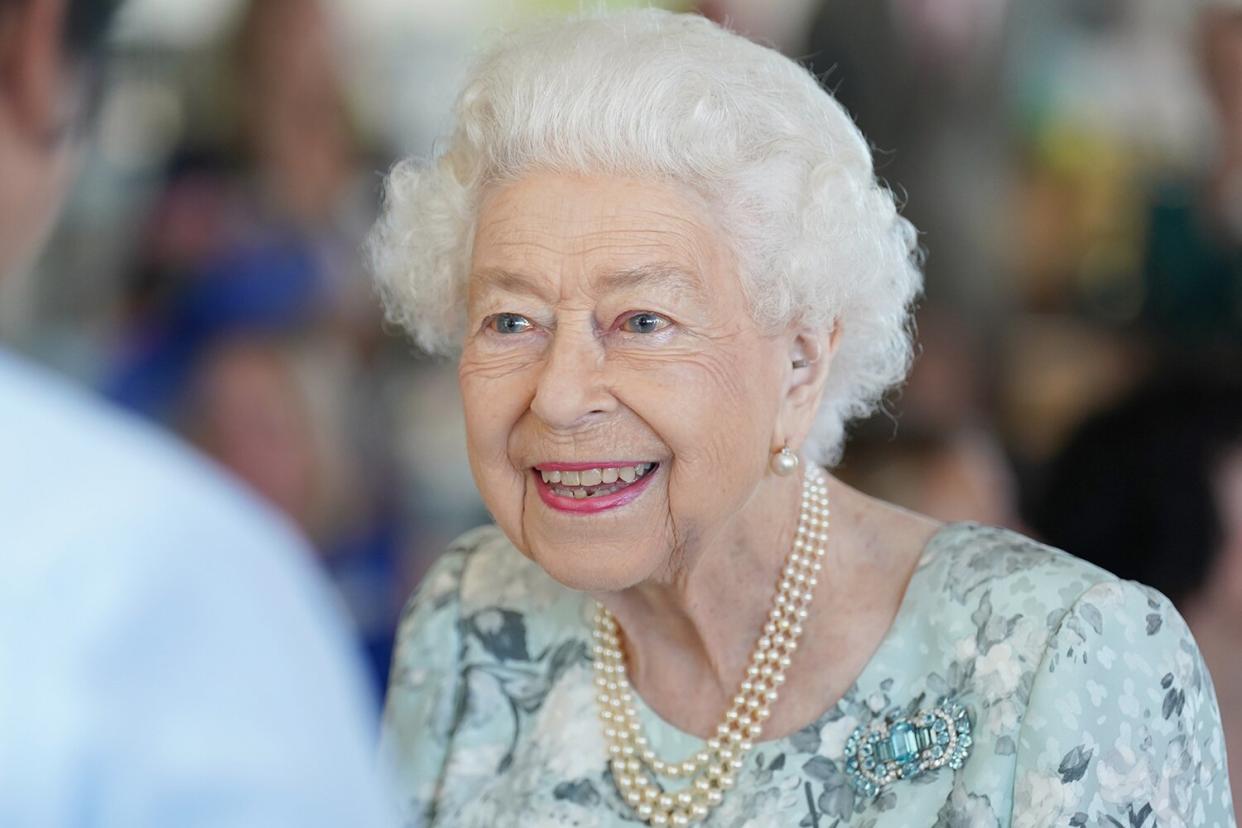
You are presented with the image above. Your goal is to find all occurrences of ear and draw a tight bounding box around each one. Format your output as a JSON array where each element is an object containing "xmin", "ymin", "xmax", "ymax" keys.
[
  {"xmin": 0, "ymin": 0, "xmax": 71, "ymax": 147},
  {"xmin": 772, "ymin": 321, "xmax": 843, "ymax": 452}
]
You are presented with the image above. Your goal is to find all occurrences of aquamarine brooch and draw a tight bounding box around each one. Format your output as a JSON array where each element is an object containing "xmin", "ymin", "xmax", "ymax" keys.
[{"xmin": 843, "ymin": 698, "xmax": 973, "ymax": 798}]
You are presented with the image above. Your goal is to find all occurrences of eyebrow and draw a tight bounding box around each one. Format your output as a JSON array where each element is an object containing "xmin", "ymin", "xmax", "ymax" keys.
[
  {"xmin": 469, "ymin": 263, "xmax": 706, "ymax": 302},
  {"xmin": 595, "ymin": 264, "xmax": 706, "ymax": 299},
  {"xmin": 469, "ymin": 267, "xmax": 553, "ymax": 301}
]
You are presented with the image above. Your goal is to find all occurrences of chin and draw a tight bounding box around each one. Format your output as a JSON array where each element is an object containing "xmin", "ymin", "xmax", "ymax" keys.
[
  {"xmin": 503, "ymin": 465, "xmax": 672, "ymax": 592},
  {"xmin": 524, "ymin": 537, "xmax": 660, "ymax": 594}
]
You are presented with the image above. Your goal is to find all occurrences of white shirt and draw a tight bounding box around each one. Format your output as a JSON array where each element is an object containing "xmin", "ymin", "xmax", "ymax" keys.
[{"xmin": 0, "ymin": 350, "xmax": 394, "ymax": 826}]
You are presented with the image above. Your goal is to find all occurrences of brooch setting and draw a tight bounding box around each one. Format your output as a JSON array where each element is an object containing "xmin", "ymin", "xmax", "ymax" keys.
[{"xmin": 843, "ymin": 698, "xmax": 973, "ymax": 798}]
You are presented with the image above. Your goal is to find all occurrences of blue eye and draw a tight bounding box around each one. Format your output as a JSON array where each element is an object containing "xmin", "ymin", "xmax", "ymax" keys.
[
  {"xmin": 490, "ymin": 313, "xmax": 532, "ymax": 334},
  {"xmin": 622, "ymin": 312, "xmax": 668, "ymax": 334}
]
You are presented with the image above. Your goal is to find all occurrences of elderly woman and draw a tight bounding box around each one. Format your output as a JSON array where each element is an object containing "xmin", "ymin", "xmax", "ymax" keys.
[{"xmin": 371, "ymin": 11, "xmax": 1234, "ymax": 827}]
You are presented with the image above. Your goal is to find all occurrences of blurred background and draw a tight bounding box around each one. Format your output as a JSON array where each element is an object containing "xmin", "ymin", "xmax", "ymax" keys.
[{"xmin": 1, "ymin": 0, "xmax": 1239, "ymax": 794}]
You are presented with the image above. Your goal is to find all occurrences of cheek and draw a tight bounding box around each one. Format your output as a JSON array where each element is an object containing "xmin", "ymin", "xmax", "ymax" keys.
[
  {"xmin": 459, "ymin": 353, "xmax": 536, "ymax": 530},
  {"xmin": 614, "ymin": 343, "xmax": 781, "ymax": 508},
  {"xmin": 630, "ymin": 340, "xmax": 776, "ymax": 446}
]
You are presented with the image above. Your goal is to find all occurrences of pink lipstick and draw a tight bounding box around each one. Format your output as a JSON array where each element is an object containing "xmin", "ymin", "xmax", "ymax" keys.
[{"xmin": 533, "ymin": 461, "xmax": 659, "ymax": 514}]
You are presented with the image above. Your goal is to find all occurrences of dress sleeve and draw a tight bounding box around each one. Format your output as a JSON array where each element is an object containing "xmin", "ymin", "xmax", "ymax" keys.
[
  {"xmin": 1010, "ymin": 579, "xmax": 1236, "ymax": 827},
  {"xmin": 380, "ymin": 549, "xmax": 470, "ymax": 828}
]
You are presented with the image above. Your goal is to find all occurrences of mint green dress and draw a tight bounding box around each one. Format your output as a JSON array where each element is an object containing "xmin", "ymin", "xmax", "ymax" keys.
[{"xmin": 381, "ymin": 521, "xmax": 1236, "ymax": 827}]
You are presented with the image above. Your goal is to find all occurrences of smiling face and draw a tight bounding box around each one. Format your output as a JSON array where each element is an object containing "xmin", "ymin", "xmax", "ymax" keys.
[{"xmin": 460, "ymin": 172, "xmax": 801, "ymax": 592}]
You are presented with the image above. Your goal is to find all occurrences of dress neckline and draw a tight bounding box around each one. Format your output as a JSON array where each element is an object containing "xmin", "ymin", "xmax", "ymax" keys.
[{"xmin": 608, "ymin": 520, "xmax": 969, "ymax": 754}]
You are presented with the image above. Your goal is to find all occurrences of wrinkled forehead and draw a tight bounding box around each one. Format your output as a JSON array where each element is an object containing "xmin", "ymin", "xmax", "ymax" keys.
[{"xmin": 468, "ymin": 172, "xmax": 730, "ymax": 302}]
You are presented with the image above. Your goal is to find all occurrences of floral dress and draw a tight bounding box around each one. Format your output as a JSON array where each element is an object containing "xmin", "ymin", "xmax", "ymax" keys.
[{"xmin": 381, "ymin": 521, "xmax": 1236, "ymax": 827}]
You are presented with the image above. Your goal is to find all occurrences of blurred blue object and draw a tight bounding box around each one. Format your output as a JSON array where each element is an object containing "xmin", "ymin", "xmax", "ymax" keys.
[
  {"xmin": 325, "ymin": 514, "xmax": 404, "ymax": 699},
  {"xmin": 185, "ymin": 236, "xmax": 326, "ymax": 331},
  {"xmin": 0, "ymin": 350, "xmax": 396, "ymax": 826},
  {"xmin": 106, "ymin": 229, "xmax": 329, "ymax": 418}
]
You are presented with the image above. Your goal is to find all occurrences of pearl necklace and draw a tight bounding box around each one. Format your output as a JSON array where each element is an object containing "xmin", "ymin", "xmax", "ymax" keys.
[{"xmin": 592, "ymin": 464, "xmax": 830, "ymax": 826}]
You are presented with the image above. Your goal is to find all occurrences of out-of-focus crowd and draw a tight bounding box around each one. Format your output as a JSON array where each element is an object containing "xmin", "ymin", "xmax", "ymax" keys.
[{"xmin": 2, "ymin": 0, "xmax": 1239, "ymax": 808}]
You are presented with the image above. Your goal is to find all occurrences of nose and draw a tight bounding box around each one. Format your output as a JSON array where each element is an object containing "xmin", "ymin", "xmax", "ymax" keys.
[{"xmin": 529, "ymin": 324, "xmax": 616, "ymax": 431}]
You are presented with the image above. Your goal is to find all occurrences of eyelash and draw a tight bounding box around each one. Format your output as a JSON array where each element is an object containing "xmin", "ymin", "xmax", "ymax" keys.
[
  {"xmin": 618, "ymin": 311, "xmax": 670, "ymax": 335},
  {"xmin": 485, "ymin": 313, "xmax": 533, "ymax": 335},
  {"xmin": 481, "ymin": 311, "xmax": 672, "ymax": 337}
]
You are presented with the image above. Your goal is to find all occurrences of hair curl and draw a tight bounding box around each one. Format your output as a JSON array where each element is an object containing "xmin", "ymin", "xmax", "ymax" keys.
[{"xmin": 368, "ymin": 9, "xmax": 923, "ymax": 465}]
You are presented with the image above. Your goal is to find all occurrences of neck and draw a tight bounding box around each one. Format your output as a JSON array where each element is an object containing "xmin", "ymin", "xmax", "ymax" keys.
[{"xmin": 595, "ymin": 469, "xmax": 805, "ymax": 731}]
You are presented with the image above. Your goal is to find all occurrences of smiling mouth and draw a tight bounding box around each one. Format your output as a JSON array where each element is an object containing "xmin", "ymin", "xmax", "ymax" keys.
[{"xmin": 535, "ymin": 462, "xmax": 658, "ymax": 500}]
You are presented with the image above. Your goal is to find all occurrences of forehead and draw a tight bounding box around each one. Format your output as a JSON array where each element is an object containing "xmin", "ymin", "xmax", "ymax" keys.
[{"xmin": 470, "ymin": 172, "xmax": 727, "ymax": 295}]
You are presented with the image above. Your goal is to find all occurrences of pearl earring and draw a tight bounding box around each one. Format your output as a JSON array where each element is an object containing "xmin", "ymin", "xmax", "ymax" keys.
[{"xmin": 770, "ymin": 444, "xmax": 799, "ymax": 476}]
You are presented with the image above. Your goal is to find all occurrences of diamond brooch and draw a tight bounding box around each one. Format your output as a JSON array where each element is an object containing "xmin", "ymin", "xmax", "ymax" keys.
[{"xmin": 843, "ymin": 698, "xmax": 973, "ymax": 799}]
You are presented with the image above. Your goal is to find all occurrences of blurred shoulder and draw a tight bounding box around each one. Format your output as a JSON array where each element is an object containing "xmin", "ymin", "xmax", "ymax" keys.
[
  {"xmin": 0, "ymin": 352, "xmax": 313, "ymax": 576},
  {"xmin": 0, "ymin": 359, "xmax": 386, "ymax": 806}
]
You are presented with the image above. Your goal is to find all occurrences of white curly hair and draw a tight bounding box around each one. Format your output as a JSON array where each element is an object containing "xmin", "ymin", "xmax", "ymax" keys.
[{"xmin": 367, "ymin": 9, "xmax": 923, "ymax": 466}]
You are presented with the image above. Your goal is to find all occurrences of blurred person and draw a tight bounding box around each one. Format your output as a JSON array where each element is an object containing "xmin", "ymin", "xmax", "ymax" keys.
[
  {"xmin": 1203, "ymin": 8, "xmax": 1242, "ymax": 247},
  {"xmin": 372, "ymin": 11, "xmax": 1233, "ymax": 826},
  {"xmin": 0, "ymin": 0, "xmax": 394, "ymax": 824},
  {"xmin": 802, "ymin": 0, "xmax": 1014, "ymax": 319},
  {"xmin": 221, "ymin": 0, "xmax": 425, "ymax": 694},
  {"xmin": 839, "ymin": 426, "xmax": 1020, "ymax": 528},
  {"xmin": 110, "ymin": 0, "xmax": 378, "ymax": 418},
  {"xmin": 184, "ymin": 336, "xmax": 328, "ymax": 529},
  {"xmin": 1030, "ymin": 371, "xmax": 1242, "ymax": 818},
  {"xmin": 102, "ymin": 0, "xmax": 411, "ymax": 695},
  {"xmin": 1141, "ymin": 7, "xmax": 1242, "ymax": 345},
  {"xmin": 836, "ymin": 307, "xmax": 1022, "ymax": 528},
  {"xmin": 235, "ymin": 0, "xmax": 361, "ymax": 235},
  {"xmin": 180, "ymin": 333, "xmax": 404, "ymax": 695}
]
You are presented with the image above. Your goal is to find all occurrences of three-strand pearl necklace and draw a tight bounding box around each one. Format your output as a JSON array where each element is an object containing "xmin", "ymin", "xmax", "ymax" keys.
[{"xmin": 592, "ymin": 464, "xmax": 830, "ymax": 826}]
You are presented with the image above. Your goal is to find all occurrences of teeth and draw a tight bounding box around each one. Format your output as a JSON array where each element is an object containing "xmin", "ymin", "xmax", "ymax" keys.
[{"xmin": 539, "ymin": 463, "xmax": 658, "ymax": 497}]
